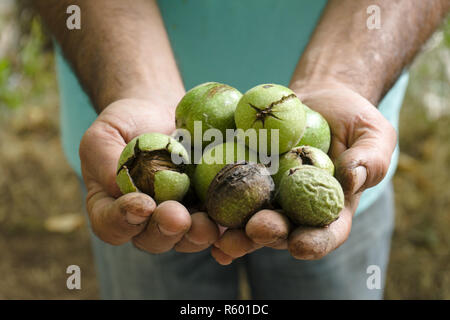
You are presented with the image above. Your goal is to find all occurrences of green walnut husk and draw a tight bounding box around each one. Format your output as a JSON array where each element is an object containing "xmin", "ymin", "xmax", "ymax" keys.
[
  {"xmin": 296, "ymin": 105, "xmax": 331, "ymax": 153},
  {"xmin": 272, "ymin": 145, "xmax": 335, "ymax": 187},
  {"xmin": 206, "ymin": 161, "xmax": 274, "ymax": 228},
  {"xmin": 116, "ymin": 132, "xmax": 190, "ymax": 204},
  {"xmin": 234, "ymin": 84, "xmax": 306, "ymax": 154},
  {"xmin": 193, "ymin": 141, "xmax": 255, "ymax": 203},
  {"xmin": 278, "ymin": 165, "xmax": 344, "ymax": 227},
  {"xmin": 175, "ymin": 82, "xmax": 242, "ymax": 147}
]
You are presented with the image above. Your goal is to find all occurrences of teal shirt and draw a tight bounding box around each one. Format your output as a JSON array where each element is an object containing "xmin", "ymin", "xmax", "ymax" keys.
[{"xmin": 55, "ymin": 0, "xmax": 409, "ymax": 215}]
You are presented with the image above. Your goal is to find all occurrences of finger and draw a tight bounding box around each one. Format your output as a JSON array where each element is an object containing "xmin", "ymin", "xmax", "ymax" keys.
[
  {"xmin": 288, "ymin": 205, "xmax": 353, "ymax": 260},
  {"xmin": 80, "ymin": 121, "xmax": 126, "ymax": 198},
  {"xmin": 174, "ymin": 212, "xmax": 220, "ymax": 253},
  {"xmin": 335, "ymin": 122, "xmax": 397, "ymax": 195},
  {"xmin": 245, "ymin": 210, "xmax": 292, "ymax": 246},
  {"xmin": 132, "ymin": 200, "xmax": 191, "ymax": 254},
  {"xmin": 266, "ymin": 239, "xmax": 289, "ymax": 250},
  {"xmin": 211, "ymin": 246, "xmax": 234, "ymax": 266},
  {"xmin": 214, "ymin": 229, "xmax": 263, "ymax": 259},
  {"xmin": 288, "ymin": 191, "xmax": 361, "ymax": 260},
  {"xmin": 86, "ymin": 189, "xmax": 156, "ymax": 245}
]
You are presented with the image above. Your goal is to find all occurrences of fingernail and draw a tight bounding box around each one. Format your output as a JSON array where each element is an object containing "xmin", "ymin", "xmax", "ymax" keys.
[
  {"xmin": 184, "ymin": 233, "xmax": 205, "ymax": 246},
  {"xmin": 352, "ymin": 166, "xmax": 367, "ymax": 194},
  {"xmin": 126, "ymin": 212, "xmax": 148, "ymax": 225},
  {"xmin": 158, "ymin": 224, "xmax": 183, "ymax": 237}
]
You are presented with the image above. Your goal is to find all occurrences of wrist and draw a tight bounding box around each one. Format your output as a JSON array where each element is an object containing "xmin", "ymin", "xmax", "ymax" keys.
[
  {"xmin": 290, "ymin": 49, "xmax": 383, "ymax": 105},
  {"xmin": 290, "ymin": 78, "xmax": 357, "ymax": 102},
  {"xmin": 105, "ymin": 97, "xmax": 179, "ymax": 126},
  {"xmin": 295, "ymin": 71, "xmax": 388, "ymax": 108},
  {"xmin": 95, "ymin": 77, "xmax": 185, "ymax": 115}
]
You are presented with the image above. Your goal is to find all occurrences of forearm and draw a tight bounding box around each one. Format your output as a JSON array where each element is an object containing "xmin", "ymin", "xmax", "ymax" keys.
[
  {"xmin": 291, "ymin": 0, "xmax": 450, "ymax": 105},
  {"xmin": 35, "ymin": 0, "xmax": 184, "ymax": 113}
]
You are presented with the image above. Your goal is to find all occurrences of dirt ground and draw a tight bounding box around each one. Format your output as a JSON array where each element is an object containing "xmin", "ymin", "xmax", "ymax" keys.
[{"xmin": 0, "ymin": 9, "xmax": 449, "ymax": 299}]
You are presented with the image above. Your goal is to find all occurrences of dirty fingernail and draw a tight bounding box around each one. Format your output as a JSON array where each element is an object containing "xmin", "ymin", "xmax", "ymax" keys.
[
  {"xmin": 158, "ymin": 223, "xmax": 184, "ymax": 237},
  {"xmin": 184, "ymin": 233, "xmax": 206, "ymax": 246},
  {"xmin": 126, "ymin": 212, "xmax": 148, "ymax": 225}
]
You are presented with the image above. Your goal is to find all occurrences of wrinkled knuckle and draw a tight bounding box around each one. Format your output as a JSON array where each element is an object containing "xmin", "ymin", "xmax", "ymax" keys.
[
  {"xmin": 247, "ymin": 223, "xmax": 287, "ymax": 245},
  {"xmin": 288, "ymin": 233, "xmax": 329, "ymax": 260},
  {"xmin": 290, "ymin": 243, "xmax": 326, "ymax": 260},
  {"xmin": 119, "ymin": 193, "xmax": 155, "ymax": 216}
]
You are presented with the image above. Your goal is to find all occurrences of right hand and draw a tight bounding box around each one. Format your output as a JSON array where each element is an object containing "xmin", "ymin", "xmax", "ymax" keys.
[
  {"xmin": 211, "ymin": 82, "xmax": 398, "ymax": 264},
  {"xmin": 79, "ymin": 99, "xmax": 220, "ymax": 253}
]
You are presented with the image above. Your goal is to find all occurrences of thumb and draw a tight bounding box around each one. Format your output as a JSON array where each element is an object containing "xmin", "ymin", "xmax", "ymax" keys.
[{"xmin": 335, "ymin": 132, "xmax": 396, "ymax": 195}]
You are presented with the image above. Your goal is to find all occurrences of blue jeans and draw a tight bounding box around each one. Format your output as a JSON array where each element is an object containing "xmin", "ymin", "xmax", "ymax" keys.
[{"xmin": 81, "ymin": 182, "xmax": 395, "ymax": 300}]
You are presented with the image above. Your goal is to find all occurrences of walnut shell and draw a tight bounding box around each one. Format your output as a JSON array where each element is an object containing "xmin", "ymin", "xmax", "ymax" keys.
[
  {"xmin": 278, "ymin": 165, "xmax": 344, "ymax": 227},
  {"xmin": 206, "ymin": 161, "xmax": 274, "ymax": 228}
]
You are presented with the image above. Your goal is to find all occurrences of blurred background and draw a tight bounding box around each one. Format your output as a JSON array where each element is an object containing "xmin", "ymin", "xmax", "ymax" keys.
[{"xmin": 0, "ymin": 0, "xmax": 449, "ymax": 299}]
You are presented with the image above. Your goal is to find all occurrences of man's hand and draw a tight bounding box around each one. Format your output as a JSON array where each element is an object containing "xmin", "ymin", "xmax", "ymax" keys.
[
  {"xmin": 211, "ymin": 0, "xmax": 449, "ymax": 266},
  {"xmin": 80, "ymin": 99, "xmax": 219, "ymax": 253},
  {"xmin": 37, "ymin": 1, "xmax": 209, "ymax": 251},
  {"xmin": 211, "ymin": 82, "xmax": 397, "ymax": 264}
]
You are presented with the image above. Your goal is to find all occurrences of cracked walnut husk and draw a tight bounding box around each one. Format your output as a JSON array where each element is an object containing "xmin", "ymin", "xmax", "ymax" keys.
[{"xmin": 116, "ymin": 132, "xmax": 190, "ymax": 204}]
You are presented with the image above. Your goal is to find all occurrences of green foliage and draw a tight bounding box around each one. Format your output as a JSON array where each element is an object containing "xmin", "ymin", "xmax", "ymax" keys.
[
  {"xmin": 444, "ymin": 15, "xmax": 450, "ymax": 48},
  {"xmin": 0, "ymin": 17, "xmax": 54, "ymax": 110},
  {"xmin": 22, "ymin": 19, "xmax": 47, "ymax": 76},
  {"xmin": 0, "ymin": 58, "xmax": 22, "ymax": 108}
]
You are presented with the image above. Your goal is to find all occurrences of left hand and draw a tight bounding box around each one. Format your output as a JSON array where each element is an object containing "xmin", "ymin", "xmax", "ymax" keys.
[
  {"xmin": 79, "ymin": 98, "xmax": 220, "ymax": 255},
  {"xmin": 211, "ymin": 81, "xmax": 397, "ymax": 264}
]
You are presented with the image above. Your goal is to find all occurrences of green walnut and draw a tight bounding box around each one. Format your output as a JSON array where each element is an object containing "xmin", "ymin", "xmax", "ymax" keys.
[
  {"xmin": 206, "ymin": 161, "xmax": 274, "ymax": 228},
  {"xmin": 193, "ymin": 141, "xmax": 253, "ymax": 203},
  {"xmin": 278, "ymin": 165, "xmax": 344, "ymax": 227},
  {"xmin": 296, "ymin": 105, "xmax": 331, "ymax": 153},
  {"xmin": 175, "ymin": 82, "xmax": 242, "ymax": 147},
  {"xmin": 234, "ymin": 84, "xmax": 306, "ymax": 154},
  {"xmin": 272, "ymin": 145, "xmax": 335, "ymax": 187},
  {"xmin": 116, "ymin": 132, "xmax": 190, "ymax": 204}
]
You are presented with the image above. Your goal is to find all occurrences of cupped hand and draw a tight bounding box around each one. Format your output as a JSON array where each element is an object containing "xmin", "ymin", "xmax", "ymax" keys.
[
  {"xmin": 79, "ymin": 99, "xmax": 219, "ymax": 253},
  {"xmin": 211, "ymin": 82, "xmax": 397, "ymax": 264}
]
